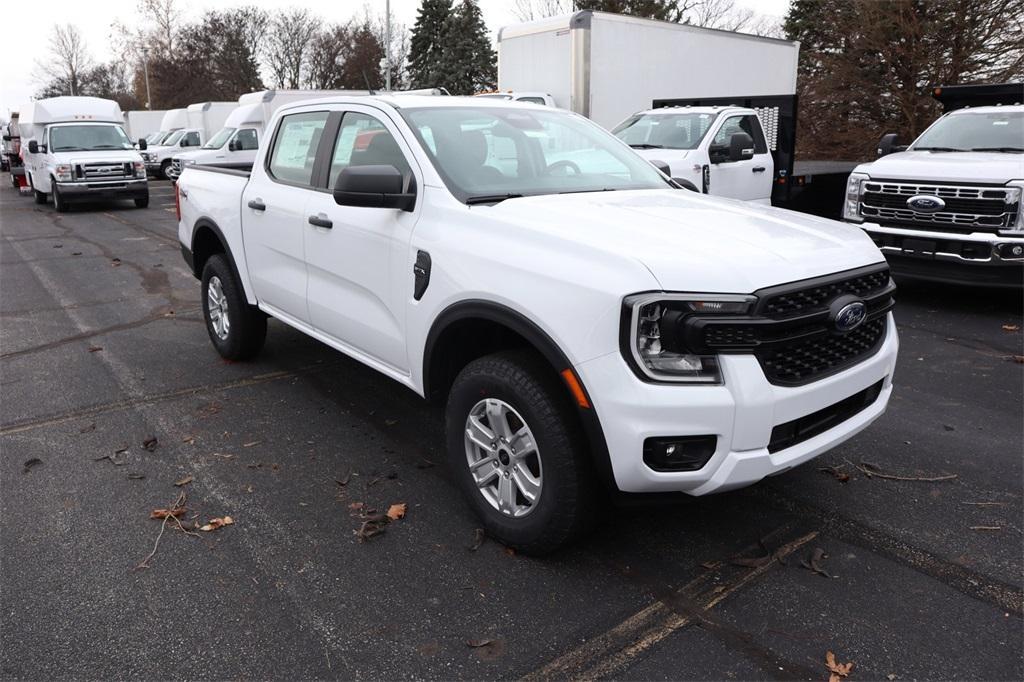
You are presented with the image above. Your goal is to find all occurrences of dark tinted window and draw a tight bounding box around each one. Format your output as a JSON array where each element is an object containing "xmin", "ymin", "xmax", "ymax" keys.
[{"xmin": 712, "ymin": 115, "xmax": 768, "ymax": 154}]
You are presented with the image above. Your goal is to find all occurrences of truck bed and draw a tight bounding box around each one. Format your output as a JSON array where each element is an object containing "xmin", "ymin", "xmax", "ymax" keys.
[{"xmin": 792, "ymin": 160, "xmax": 860, "ymax": 177}]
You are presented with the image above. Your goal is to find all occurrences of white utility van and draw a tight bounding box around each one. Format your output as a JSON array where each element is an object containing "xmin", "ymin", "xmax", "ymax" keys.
[
  {"xmin": 141, "ymin": 102, "xmax": 235, "ymax": 178},
  {"xmin": 124, "ymin": 110, "xmax": 166, "ymax": 143},
  {"xmin": 20, "ymin": 96, "xmax": 149, "ymax": 211}
]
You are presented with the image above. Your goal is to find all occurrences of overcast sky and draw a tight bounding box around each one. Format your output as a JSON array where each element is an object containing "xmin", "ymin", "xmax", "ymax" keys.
[{"xmin": 0, "ymin": 0, "xmax": 790, "ymax": 117}]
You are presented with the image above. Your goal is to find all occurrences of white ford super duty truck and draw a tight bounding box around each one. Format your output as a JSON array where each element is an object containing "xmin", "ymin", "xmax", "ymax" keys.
[{"xmin": 177, "ymin": 95, "xmax": 898, "ymax": 553}]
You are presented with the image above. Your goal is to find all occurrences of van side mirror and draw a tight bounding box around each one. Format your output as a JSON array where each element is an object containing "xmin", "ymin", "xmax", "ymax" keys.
[
  {"xmin": 333, "ymin": 165, "xmax": 416, "ymax": 212},
  {"xmin": 2, "ymin": 135, "xmax": 11, "ymax": 141},
  {"xmin": 649, "ymin": 159, "xmax": 671, "ymax": 176},
  {"xmin": 138, "ymin": 139, "xmax": 148, "ymax": 150},
  {"xmin": 28, "ymin": 140, "xmax": 39, "ymax": 154},
  {"xmin": 877, "ymin": 133, "xmax": 903, "ymax": 156},
  {"xmin": 728, "ymin": 132, "xmax": 755, "ymax": 162},
  {"xmin": 228, "ymin": 139, "xmax": 240, "ymax": 152}
]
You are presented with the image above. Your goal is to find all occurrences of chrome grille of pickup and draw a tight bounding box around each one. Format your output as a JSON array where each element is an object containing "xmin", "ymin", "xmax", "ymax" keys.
[
  {"xmin": 76, "ymin": 162, "xmax": 131, "ymax": 180},
  {"xmin": 861, "ymin": 181, "xmax": 1019, "ymax": 232}
]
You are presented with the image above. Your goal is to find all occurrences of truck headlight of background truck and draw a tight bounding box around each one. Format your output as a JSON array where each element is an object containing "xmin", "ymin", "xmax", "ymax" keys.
[
  {"xmin": 624, "ymin": 294, "xmax": 754, "ymax": 384},
  {"xmin": 843, "ymin": 172, "xmax": 869, "ymax": 223},
  {"xmin": 55, "ymin": 164, "xmax": 73, "ymax": 182},
  {"xmin": 133, "ymin": 162, "xmax": 146, "ymax": 179},
  {"xmin": 1006, "ymin": 180, "xmax": 1024, "ymax": 234}
]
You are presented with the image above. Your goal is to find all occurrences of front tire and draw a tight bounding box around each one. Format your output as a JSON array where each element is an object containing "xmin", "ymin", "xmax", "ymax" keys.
[
  {"xmin": 52, "ymin": 179, "xmax": 68, "ymax": 212},
  {"xmin": 200, "ymin": 254, "xmax": 266, "ymax": 361},
  {"xmin": 30, "ymin": 175, "xmax": 46, "ymax": 204},
  {"xmin": 160, "ymin": 160, "xmax": 172, "ymax": 180},
  {"xmin": 445, "ymin": 350, "xmax": 598, "ymax": 555},
  {"xmin": 134, "ymin": 195, "xmax": 149, "ymax": 209}
]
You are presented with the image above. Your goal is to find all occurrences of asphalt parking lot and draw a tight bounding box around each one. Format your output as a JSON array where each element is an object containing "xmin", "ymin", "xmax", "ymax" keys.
[{"xmin": 1, "ymin": 178, "xmax": 1021, "ymax": 680}]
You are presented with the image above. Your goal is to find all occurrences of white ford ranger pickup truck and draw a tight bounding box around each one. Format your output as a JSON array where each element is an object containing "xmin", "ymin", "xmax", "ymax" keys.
[{"xmin": 176, "ymin": 96, "xmax": 898, "ymax": 553}]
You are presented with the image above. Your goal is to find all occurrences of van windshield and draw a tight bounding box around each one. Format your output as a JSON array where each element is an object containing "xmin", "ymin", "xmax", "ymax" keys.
[
  {"xmin": 203, "ymin": 127, "xmax": 235, "ymax": 149},
  {"xmin": 162, "ymin": 130, "xmax": 185, "ymax": 146},
  {"xmin": 401, "ymin": 106, "xmax": 669, "ymax": 204},
  {"xmin": 50, "ymin": 125, "xmax": 134, "ymax": 152},
  {"xmin": 912, "ymin": 111, "xmax": 1024, "ymax": 152},
  {"xmin": 612, "ymin": 112, "xmax": 718, "ymax": 150}
]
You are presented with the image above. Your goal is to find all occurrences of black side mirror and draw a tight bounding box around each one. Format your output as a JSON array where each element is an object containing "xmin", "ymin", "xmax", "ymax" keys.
[
  {"xmin": 2, "ymin": 135, "xmax": 11, "ymax": 141},
  {"xmin": 877, "ymin": 133, "xmax": 901, "ymax": 156},
  {"xmin": 28, "ymin": 140, "xmax": 39, "ymax": 154},
  {"xmin": 729, "ymin": 132, "xmax": 755, "ymax": 162},
  {"xmin": 138, "ymin": 139, "xmax": 148, "ymax": 150},
  {"xmin": 228, "ymin": 138, "xmax": 240, "ymax": 152},
  {"xmin": 333, "ymin": 165, "xmax": 416, "ymax": 211},
  {"xmin": 650, "ymin": 159, "xmax": 671, "ymax": 176}
]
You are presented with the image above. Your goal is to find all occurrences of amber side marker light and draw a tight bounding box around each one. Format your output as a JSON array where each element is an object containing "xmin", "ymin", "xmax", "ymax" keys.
[{"xmin": 561, "ymin": 369, "xmax": 591, "ymax": 408}]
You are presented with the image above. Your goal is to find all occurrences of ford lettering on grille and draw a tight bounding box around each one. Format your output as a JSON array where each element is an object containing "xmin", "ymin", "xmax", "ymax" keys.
[{"xmin": 906, "ymin": 195, "xmax": 945, "ymax": 213}]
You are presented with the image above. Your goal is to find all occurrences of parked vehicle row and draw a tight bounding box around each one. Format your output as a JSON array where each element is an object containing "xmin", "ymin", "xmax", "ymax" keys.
[
  {"xmin": 140, "ymin": 102, "xmax": 235, "ymax": 179},
  {"xmin": 175, "ymin": 95, "xmax": 898, "ymax": 553}
]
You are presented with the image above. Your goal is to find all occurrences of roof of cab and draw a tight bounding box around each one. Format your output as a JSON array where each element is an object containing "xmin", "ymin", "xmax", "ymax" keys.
[
  {"xmin": 635, "ymin": 105, "xmax": 753, "ymax": 116},
  {"xmin": 276, "ymin": 94, "xmax": 548, "ymax": 114}
]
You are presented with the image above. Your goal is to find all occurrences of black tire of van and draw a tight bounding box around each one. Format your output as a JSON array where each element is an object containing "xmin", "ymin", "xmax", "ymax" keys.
[
  {"xmin": 52, "ymin": 179, "xmax": 68, "ymax": 213},
  {"xmin": 160, "ymin": 160, "xmax": 172, "ymax": 180},
  {"xmin": 135, "ymin": 194, "xmax": 149, "ymax": 209},
  {"xmin": 30, "ymin": 175, "xmax": 46, "ymax": 204}
]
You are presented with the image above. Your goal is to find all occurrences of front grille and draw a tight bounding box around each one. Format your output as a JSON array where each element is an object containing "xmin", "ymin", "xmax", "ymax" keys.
[
  {"xmin": 76, "ymin": 162, "xmax": 131, "ymax": 180},
  {"xmin": 768, "ymin": 379, "xmax": 884, "ymax": 453},
  {"xmin": 689, "ymin": 264, "xmax": 895, "ymax": 386},
  {"xmin": 861, "ymin": 180, "xmax": 1019, "ymax": 232}
]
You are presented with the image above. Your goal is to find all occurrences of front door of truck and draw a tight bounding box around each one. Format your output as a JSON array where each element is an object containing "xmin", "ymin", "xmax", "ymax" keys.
[
  {"xmin": 241, "ymin": 110, "xmax": 330, "ymax": 324},
  {"xmin": 303, "ymin": 106, "xmax": 419, "ymax": 375},
  {"xmin": 706, "ymin": 114, "xmax": 774, "ymax": 203}
]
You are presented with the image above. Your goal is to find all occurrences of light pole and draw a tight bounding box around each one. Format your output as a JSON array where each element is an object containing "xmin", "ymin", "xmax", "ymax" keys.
[
  {"xmin": 385, "ymin": 0, "xmax": 391, "ymax": 92},
  {"xmin": 141, "ymin": 46, "xmax": 152, "ymax": 110}
]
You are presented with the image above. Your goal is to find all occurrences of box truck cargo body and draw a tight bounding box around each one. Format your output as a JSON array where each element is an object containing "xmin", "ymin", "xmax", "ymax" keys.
[
  {"xmin": 124, "ymin": 110, "xmax": 166, "ymax": 141},
  {"xmin": 497, "ymin": 11, "xmax": 799, "ymax": 130}
]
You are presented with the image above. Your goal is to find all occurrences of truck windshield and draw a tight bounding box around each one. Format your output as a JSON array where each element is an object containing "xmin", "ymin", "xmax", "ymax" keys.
[
  {"xmin": 612, "ymin": 112, "xmax": 718, "ymax": 150},
  {"xmin": 402, "ymin": 106, "xmax": 669, "ymax": 203},
  {"xmin": 912, "ymin": 111, "xmax": 1024, "ymax": 152},
  {"xmin": 50, "ymin": 125, "xmax": 134, "ymax": 152},
  {"xmin": 162, "ymin": 130, "xmax": 185, "ymax": 146},
  {"xmin": 144, "ymin": 131, "xmax": 164, "ymax": 144},
  {"xmin": 203, "ymin": 127, "xmax": 235, "ymax": 149}
]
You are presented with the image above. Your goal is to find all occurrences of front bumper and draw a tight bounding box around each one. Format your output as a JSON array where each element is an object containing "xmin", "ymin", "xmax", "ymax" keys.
[
  {"xmin": 861, "ymin": 222, "xmax": 1024, "ymax": 286},
  {"xmin": 56, "ymin": 179, "xmax": 148, "ymax": 202},
  {"xmin": 575, "ymin": 314, "xmax": 898, "ymax": 495}
]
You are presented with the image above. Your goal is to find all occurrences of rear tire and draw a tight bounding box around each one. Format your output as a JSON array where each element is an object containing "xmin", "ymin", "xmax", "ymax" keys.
[
  {"xmin": 445, "ymin": 350, "xmax": 599, "ymax": 555},
  {"xmin": 200, "ymin": 254, "xmax": 266, "ymax": 361}
]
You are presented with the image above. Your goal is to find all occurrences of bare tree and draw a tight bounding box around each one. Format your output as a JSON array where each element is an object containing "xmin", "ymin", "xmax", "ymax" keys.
[
  {"xmin": 139, "ymin": 0, "xmax": 182, "ymax": 56},
  {"xmin": 34, "ymin": 25, "xmax": 93, "ymax": 96},
  {"xmin": 264, "ymin": 8, "xmax": 320, "ymax": 89},
  {"xmin": 512, "ymin": 0, "xmax": 572, "ymax": 20},
  {"xmin": 365, "ymin": 4, "xmax": 411, "ymax": 89},
  {"xmin": 683, "ymin": 0, "xmax": 781, "ymax": 36}
]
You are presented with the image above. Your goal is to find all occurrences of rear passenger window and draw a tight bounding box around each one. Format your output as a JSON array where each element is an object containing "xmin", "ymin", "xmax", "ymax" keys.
[
  {"xmin": 329, "ymin": 112, "xmax": 411, "ymax": 189},
  {"xmin": 268, "ymin": 112, "xmax": 329, "ymax": 186}
]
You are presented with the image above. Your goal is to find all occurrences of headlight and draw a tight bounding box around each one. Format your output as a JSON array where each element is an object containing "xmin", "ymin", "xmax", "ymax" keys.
[
  {"xmin": 1006, "ymin": 181, "xmax": 1024, "ymax": 233},
  {"xmin": 133, "ymin": 161, "xmax": 146, "ymax": 178},
  {"xmin": 55, "ymin": 164, "xmax": 73, "ymax": 182},
  {"xmin": 843, "ymin": 172, "xmax": 868, "ymax": 223},
  {"xmin": 623, "ymin": 293, "xmax": 755, "ymax": 384},
  {"xmin": 141, "ymin": 152, "xmax": 151, "ymax": 162}
]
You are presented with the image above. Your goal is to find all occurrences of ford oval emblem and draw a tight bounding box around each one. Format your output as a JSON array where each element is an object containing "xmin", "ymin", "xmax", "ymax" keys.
[
  {"xmin": 907, "ymin": 194, "xmax": 945, "ymax": 213},
  {"xmin": 834, "ymin": 301, "xmax": 868, "ymax": 333}
]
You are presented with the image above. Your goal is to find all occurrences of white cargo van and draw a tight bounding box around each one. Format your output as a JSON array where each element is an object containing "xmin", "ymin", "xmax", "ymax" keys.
[
  {"xmin": 20, "ymin": 96, "xmax": 149, "ymax": 211},
  {"xmin": 168, "ymin": 90, "xmax": 365, "ymax": 179},
  {"xmin": 141, "ymin": 102, "xmax": 234, "ymax": 178},
  {"xmin": 124, "ymin": 110, "xmax": 166, "ymax": 143}
]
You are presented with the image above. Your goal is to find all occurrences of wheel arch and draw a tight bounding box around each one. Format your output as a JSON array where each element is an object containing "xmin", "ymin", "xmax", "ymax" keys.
[
  {"xmin": 189, "ymin": 218, "xmax": 245, "ymax": 294},
  {"xmin": 423, "ymin": 299, "xmax": 617, "ymax": 491}
]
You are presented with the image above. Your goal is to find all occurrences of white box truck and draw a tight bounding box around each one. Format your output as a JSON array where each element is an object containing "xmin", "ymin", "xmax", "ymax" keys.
[
  {"xmin": 19, "ymin": 96, "xmax": 149, "ymax": 211},
  {"xmin": 124, "ymin": 110, "xmax": 166, "ymax": 142},
  {"xmin": 141, "ymin": 101, "xmax": 235, "ymax": 178}
]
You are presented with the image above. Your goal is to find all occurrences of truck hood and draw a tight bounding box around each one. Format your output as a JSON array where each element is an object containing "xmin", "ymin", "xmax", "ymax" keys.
[
  {"xmin": 855, "ymin": 151, "xmax": 1024, "ymax": 184},
  {"xmin": 485, "ymin": 190, "xmax": 884, "ymax": 293},
  {"xmin": 57, "ymin": 153, "xmax": 141, "ymax": 165},
  {"xmin": 175, "ymin": 148, "xmax": 226, "ymax": 162},
  {"xmin": 632, "ymin": 148, "xmax": 691, "ymax": 161}
]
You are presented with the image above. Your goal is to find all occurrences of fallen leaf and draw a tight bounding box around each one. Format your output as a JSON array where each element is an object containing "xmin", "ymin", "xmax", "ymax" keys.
[
  {"xmin": 348, "ymin": 501, "xmax": 364, "ymax": 511},
  {"xmin": 385, "ymin": 418, "xmax": 398, "ymax": 426},
  {"xmin": 386, "ymin": 503, "xmax": 407, "ymax": 521},
  {"xmin": 111, "ymin": 258, "xmax": 122, "ymax": 267},
  {"xmin": 355, "ymin": 518, "xmax": 388, "ymax": 542},
  {"xmin": 181, "ymin": 435, "xmax": 195, "ymax": 444},
  {"xmin": 504, "ymin": 547, "xmax": 516, "ymax": 557},
  {"xmin": 22, "ymin": 458, "xmax": 42, "ymax": 474},
  {"xmin": 87, "ymin": 346, "xmax": 103, "ymax": 353},
  {"xmin": 174, "ymin": 475, "xmax": 193, "ymax": 487},
  {"xmin": 94, "ymin": 453, "xmax": 126, "ymax": 466},
  {"xmin": 820, "ymin": 465, "xmax": 850, "ymax": 483},
  {"xmin": 335, "ymin": 470, "xmax": 352, "ymax": 486},
  {"xmin": 729, "ymin": 553, "xmax": 772, "ymax": 568},
  {"xmin": 242, "ymin": 440, "xmax": 262, "ymax": 448},
  {"xmin": 79, "ymin": 423, "xmax": 96, "ymax": 433},
  {"xmin": 970, "ymin": 525, "xmax": 1002, "ymax": 531},
  {"xmin": 1011, "ymin": 355, "xmax": 1024, "ymax": 364},
  {"xmin": 142, "ymin": 436, "xmax": 158, "ymax": 452},
  {"xmin": 71, "ymin": 251, "xmax": 82, "ymax": 256},
  {"xmin": 465, "ymin": 639, "xmax": 493, "ymax": 648},
  {"xmin": 126, "ymin": 473, "xmax": 146, "ymax": 480},
  {"xmin": 52, "ymin": 244, "xmax": 62, "ymax": 248},
  {"xmin": 1002, "ymin": 324, "xmax": 1020, "ymax": 332},
  {"xmin": 826, "ymin": 651, "xmax": 854, "ymax": 680},
  {"xmin": 801, "ymin": 548, "xmax": 835, "ymax": 578},
  {"xmin": 150, "ymin": 506, "xmax": 186, "ymax": 519},
  {"xmin": 469, "ymin": 528, "xmax": 486, "ymax": 552},
  {"xmin": 198, "ymin": 516, "xmax": 234, "ymax": 531}
]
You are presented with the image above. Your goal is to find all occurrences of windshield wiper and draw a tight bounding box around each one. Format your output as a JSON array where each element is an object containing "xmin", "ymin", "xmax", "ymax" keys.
[
  {"xmin": 91, "ymin": 144, "xmax": 123, "ymax": 149},
  {"xmin": 629, "ymin": 143, "xmax": 663, "ymax": 149},
  {"xmin": 53, "ymin": 147, "xmax": 86, "ymax": 151},
  {"xmin": 558, "ymin": 188, "xmax": 618, "ymax": 195},
  {"xmin": 970, "ymin": 147, "xmax": 1024, "ymax": 153},
  {"xmin": 914, "ymin": 146, "xmax": 966, "ymax": 152},
  {"xmin": 465, "ymin": 193, "xmax": 524, "ymax": 205}
]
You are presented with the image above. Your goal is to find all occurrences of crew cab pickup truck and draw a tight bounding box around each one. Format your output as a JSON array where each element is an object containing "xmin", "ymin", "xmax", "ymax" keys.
[
  {"xmin": 177, "ymin": 96, "xmax": 898, "ymax": 553},
  {"xmin": 843, "ymin": 99, "xmax": 1024, "ymax": 287}
]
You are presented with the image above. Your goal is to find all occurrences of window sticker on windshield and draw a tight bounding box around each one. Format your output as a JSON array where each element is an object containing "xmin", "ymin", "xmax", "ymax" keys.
[{"xmin": 992, "ymin": 121, "xmax": 1008, "ymax": 126}]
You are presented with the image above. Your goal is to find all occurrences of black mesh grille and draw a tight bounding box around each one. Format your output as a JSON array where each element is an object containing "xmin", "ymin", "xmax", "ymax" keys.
[
  {"xmin": 760, "ymin": 269, "xmax": 890, "ymax": 319},
  {"xmin": 757, "ymin": 317, "xmax": 887, "ymax": 385}
]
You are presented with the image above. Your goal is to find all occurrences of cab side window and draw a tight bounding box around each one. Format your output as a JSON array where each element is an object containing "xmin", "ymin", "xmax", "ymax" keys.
[
  {"xmin": 234, "ymin": 128, "xmax": 259, "ymax": 151},
  {"xmin": 267, "ymin": 112, "xmax": 329, "ymax": 186},
  {"xmin": 712, "ymin": 115, "xmax": 768, "ymax": 154},
  {"xmin": 329, "ymin": 112, "xmax": 411, "ymax": 189},
  {"xmin": 182, "ymin": 131, "xmax": 200, "ymax": 147}
]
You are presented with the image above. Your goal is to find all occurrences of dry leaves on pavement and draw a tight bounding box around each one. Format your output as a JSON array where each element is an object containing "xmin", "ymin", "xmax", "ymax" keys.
[
  {"xmin": 150, "ymin": 505, "xmax": 187, "ymax": 520},
  {"xmin": 826, "ymin": 651, "xmax": 854, "ymax": 682},
  {"xmin": 142, "ymin": 436, "xmax": 159, "ymax": 452},
  {"xmin": 174, "ymin": 475, "xmax": 193, "ymax": 487},
  {"xmin": 386, "ymin": 503, "xmax": 407, "ymax": 521},
  {"xmin": 1002, "ymin": 324, "xmax": 1020, "ymax": 332},
  {"xmin": 198, "ymin": 516, "xmax": 234, "ymax": 532},
  {"xmin": 801, "ymin": 548, "xmax": 835, "ymax": 578}
]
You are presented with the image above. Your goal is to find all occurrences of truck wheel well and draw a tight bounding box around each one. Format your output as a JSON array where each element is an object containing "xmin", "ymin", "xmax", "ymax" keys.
[
  {"xmin": 191, "ymin": 224, "xmax": 227, "ymax": 277},
  {"xmin": 425, "ymin": 318, "xmax": 534, "ymax": 402}
]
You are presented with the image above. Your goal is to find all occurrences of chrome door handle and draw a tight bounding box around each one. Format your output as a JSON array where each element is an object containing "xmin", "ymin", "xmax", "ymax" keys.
[
  {"xmin": 308, "ymin": 214, "xmax": 333, "ymax": 229},
  {"xmin": 247, "ymin": 199, "xmax": 266, "ymax": 211}
]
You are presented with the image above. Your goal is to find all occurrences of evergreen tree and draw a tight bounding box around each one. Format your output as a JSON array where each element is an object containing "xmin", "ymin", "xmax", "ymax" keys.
[
  {"xmin": 445, "ymin": 0, "xmax": 497, "ymax": 95},
  {"xmin": 408, "ymin": 0, "xmax": 454, "ymax": 89}
]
